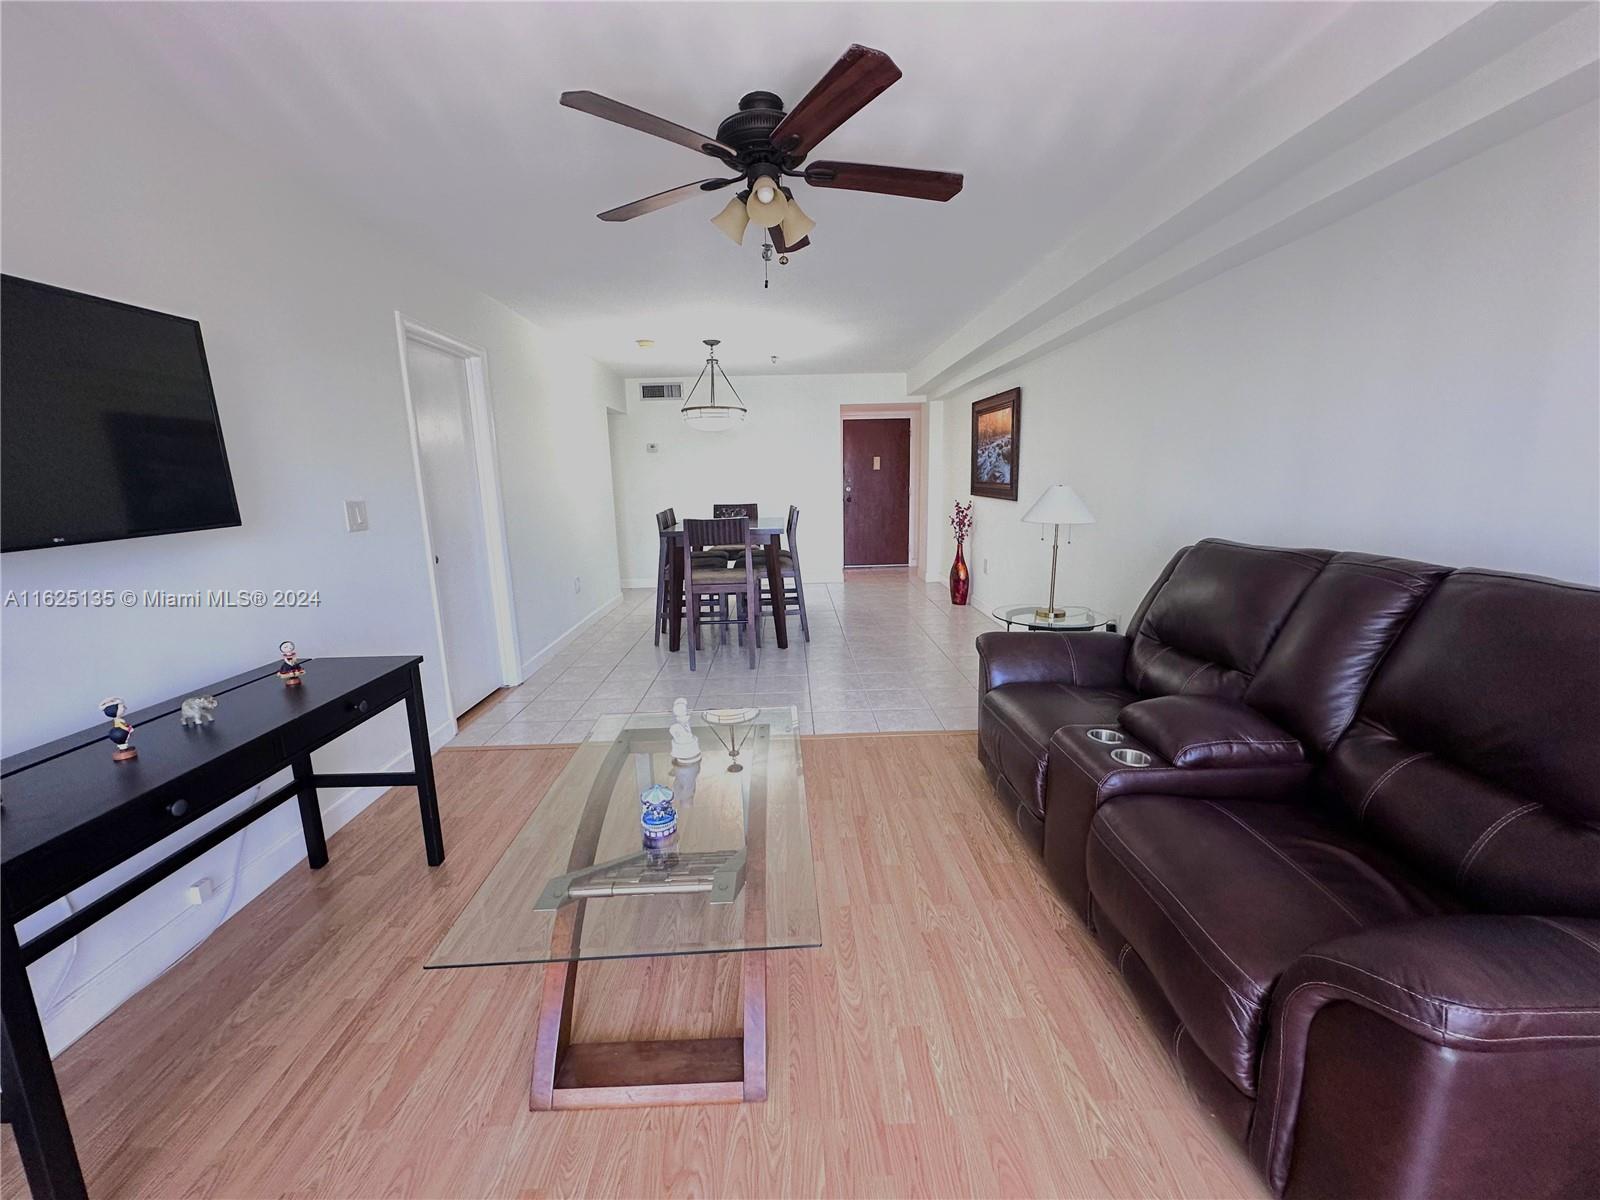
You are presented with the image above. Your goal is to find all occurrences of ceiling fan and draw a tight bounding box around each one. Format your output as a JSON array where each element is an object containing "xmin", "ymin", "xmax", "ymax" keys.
[{"xmin": 560, "ymin": 44, "xmax": 964, "ymax": 255}]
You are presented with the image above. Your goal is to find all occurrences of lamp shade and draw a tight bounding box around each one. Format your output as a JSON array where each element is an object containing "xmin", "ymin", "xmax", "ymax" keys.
[
  {"xmin": 745, "ymin": 175, "xmax": 790, "ymax": 228},
  {"xmin": 779, "ymin": 197, "xmax": 815, "ymax": 244},
  {"xmin": 1022, "ymin": 483, "xmax": 1095, "ymax": 526},
  {"xmin": 711, "ymin": 196, "xmax": 750, "ymax": 245}
]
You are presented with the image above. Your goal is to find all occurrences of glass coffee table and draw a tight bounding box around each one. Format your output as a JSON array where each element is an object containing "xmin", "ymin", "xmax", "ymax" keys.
[
  {"xmin": 429, "ymin": 707, "xmax": 819, "ymax": 1109},
  {"xmin": 992, "ymin": 604, "xmax": 1118, "ymax": 632}
]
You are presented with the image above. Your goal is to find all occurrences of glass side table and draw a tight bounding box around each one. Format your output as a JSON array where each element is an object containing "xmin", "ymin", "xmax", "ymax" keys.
[{"xmin": 992, "ymin": 605, "xmax": 1118, "ymax": 633}]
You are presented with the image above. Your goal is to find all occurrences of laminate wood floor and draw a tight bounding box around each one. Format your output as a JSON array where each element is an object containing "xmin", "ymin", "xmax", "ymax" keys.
[{"xmin": 3, "ymin": 734, "xmax": 1263, "ymax": 1199}]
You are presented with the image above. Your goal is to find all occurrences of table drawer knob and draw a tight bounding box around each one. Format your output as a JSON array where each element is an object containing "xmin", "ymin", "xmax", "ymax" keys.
[
  {"xmin": 350, "ymin": 698, "xmax": 370, "ymax": 715},
  {"xmin": 166, "ymin": 799, "xmax": 190, "ymax": 818}
]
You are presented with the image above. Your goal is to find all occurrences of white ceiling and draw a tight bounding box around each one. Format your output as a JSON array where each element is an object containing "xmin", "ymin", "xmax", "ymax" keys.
[{"xmin": 88, "ymin": 1, "xmax": 1355, "ymax": 376}]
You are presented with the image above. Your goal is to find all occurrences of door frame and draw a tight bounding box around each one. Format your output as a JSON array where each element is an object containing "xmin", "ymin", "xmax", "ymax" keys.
[
  {"xmin": 394, "ymin": 314, "xmax": 522, "ymax": 718},
  {"xmin": 840, "ymin": 404, "xmax": 925, "ymax": 570}
]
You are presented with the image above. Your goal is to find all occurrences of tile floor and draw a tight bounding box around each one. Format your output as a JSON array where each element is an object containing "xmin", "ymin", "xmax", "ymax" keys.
[{"xmin": 448, "ymin": 568, "xmax": 1001, "ymax": 745}]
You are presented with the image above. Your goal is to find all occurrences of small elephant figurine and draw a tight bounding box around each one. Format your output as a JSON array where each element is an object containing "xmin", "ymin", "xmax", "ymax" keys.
[{"xmin": 180, "ymin": 695, "xmax": 218, "ymax": 727}]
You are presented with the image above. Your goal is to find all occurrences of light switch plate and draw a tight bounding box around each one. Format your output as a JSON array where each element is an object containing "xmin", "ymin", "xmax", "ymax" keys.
[{"xmin": 345, "ymin": 499, "xmax": 369, "ymax": 532}]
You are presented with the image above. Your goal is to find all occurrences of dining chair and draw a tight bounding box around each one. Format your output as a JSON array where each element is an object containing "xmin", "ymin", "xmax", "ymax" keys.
[
  {"xmin": 656, "ymin": 507, "xmax": 732, "ymax": 645},
  {"xmin": 742, "ymin": 504, "xmax": 810, "ymax": 642},
  {"xmin": 708, "ymin": 503, "xmax": 758, "ymax": 565},
  {"xmin": 682, "ymin": 516, "xmax": 759, "ymax": 670},
  {"xmin": 653, "ymin": 508, "xmax": 675, "ymax": 646}
]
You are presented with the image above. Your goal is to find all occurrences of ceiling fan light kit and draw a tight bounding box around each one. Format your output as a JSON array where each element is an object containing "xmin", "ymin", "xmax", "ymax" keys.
[{"xmin": 560, "ymin": 43, "xmax": 963, "ymax": 275}]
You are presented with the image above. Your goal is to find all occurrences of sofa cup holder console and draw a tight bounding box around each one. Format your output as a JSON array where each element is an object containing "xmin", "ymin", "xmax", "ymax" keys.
[
  {"xmin": 1087, "ymin": 728, "xmax": 1126, "ymax": 745},
  {"xmin": 1109, "ymin": 747, "xmax": 1152, "ymax": 768}
]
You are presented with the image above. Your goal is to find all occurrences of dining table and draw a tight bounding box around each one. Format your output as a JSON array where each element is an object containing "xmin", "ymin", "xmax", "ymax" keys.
[{"xmin": 660, "ymin": 525, "xmax": 789, "ymax": 652}]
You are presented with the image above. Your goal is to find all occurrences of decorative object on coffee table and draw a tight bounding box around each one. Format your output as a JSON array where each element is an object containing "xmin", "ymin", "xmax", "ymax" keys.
[
  {"xmin": 276, "ymin": 640, "xmax": 304, "ymax": 686},
  {"xmin": 639, "ymin": 783, "xmax": 677, "ymax": 847},
  {"xmin": 179, "ymin": 695, "xmax": 218, "ymax": 727},
  {"xmin": 1020, "ymin": 482, "xmax": 1095, "ymax": 620},
  {"xmin": 949, "ymin": 499, "xmax": 972, "ymax": 606},
  {"xmin": 703, "ymin": 707, "xmax": 760, "ymax": 773},
  {"xmin": 99, "ymin": 696, "xmax": 137, "ymax": 761},
  {"xmin": 970, "ymin": 388, "xmax": 1020, "ymax": 501},
  {"xmin": 669, "ymin": 698, "xmax": 702, "ymax": 764}
]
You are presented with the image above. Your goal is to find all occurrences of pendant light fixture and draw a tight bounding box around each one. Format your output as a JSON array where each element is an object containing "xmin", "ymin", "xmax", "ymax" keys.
[{"xmin": 680, "ymin": 339, "xmax": 748, "ymax": 432}]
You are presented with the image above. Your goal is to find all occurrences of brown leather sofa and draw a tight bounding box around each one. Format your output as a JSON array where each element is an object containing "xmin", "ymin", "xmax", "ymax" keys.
[{"xmin": 976, "ymin": 539, "xmax": 1600, "ymax": 1199}]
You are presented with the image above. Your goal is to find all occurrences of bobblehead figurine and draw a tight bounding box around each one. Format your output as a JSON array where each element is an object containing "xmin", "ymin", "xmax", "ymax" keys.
[
  {"xmin": 100, "ymin": 697, "xmax": 138, "ymax": 761},
  {"xmin": 277, "ymin": 640, "xmax": 305, "ymax": 687}
]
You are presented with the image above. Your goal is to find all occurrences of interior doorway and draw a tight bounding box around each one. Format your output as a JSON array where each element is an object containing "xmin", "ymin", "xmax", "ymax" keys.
[
  {"xmin": 396, "ymin": 316, "xmax": 519, "ymax": 720},
  {"xmin": 842, "ymin": 417, "xmax": 912, "ymax": 568}
]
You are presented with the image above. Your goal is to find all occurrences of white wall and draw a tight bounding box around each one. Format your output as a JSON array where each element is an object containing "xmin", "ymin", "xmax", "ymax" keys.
[
  {"xmin": 609, "ymin": 373, "xmax": 911, "ymax": 586},
  {"xmin": 0, "ymin": 8, "xmax": 621, "ymax": 1052},
  {"xmin": 936, "ymin": 102, "xmax": 1600, "ymax": 624}
]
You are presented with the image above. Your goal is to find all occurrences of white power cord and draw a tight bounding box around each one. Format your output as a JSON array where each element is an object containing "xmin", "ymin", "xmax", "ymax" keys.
[{"xmin": 35, "ymin": 782, "xmax": 260, "ymax": 1026}]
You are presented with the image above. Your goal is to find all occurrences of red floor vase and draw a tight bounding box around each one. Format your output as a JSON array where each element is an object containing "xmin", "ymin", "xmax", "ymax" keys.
[{"xmin": 950, "ymin": 544, "xmax": 970, "ymax": 605}]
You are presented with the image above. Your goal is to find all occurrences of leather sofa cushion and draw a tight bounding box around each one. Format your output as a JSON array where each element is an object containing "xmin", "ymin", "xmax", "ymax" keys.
[
  {"xmin": 1086, "ymin": 794, "xmax": 1449, "ymax": 1095},
  {"xmin": 1327, "ymin": 570, "xmax": 1600, "ymax": 913},
  {"xmin": 1245, "ymin": 552, "xmax": 1449, "ymax": 752},
  {"xmin": 1124, "ymin": 540, "xmax": 1329, "ymax": 700},
  {"xmin": 1119, "ymin": 696, "xmax": 1305, "ymax": 768},
  {"xmin": 979, "ymin": 683, "xmax": 1135, "ymax": 820}
]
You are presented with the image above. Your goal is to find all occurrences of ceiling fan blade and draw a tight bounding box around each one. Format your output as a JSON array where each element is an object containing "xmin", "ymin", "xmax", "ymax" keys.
[
  {"xmin": 769, "ymin": 45, "xmax": 902, "ymax": 158},
  {"xmin": 769, "ymin": 226, "xmax": 811, "ymax": 254},
  {"xmin": 597, "ymin": 177, "xmax": 739, "ymax": 222},
  {"xmin": 560, "ymin": 90, "xmax": 736, "ymax": 159},
  {"xmin": 803, "ymin": 161, "xmax": 963, "ymax": 202}
]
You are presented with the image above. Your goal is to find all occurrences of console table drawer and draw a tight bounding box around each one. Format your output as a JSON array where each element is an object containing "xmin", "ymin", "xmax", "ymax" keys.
[{"xmin": 280, "ymin": 670, "xmax": 411, "ymax": 760}]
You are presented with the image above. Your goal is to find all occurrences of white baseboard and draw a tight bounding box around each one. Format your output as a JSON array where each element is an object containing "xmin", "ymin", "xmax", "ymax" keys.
[
  {"xmin": 620, "ymin": 576, "xmax": 657, "ymax": 590},
  {"xmin": 518, "ymin": 591, "xmax": 624, "ymax": 680}
]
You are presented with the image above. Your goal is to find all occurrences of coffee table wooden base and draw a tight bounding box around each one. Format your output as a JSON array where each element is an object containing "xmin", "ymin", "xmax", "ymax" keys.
[{"xmin": 529, "ymin": 950, "xmax": 767, "ymax": 1110}]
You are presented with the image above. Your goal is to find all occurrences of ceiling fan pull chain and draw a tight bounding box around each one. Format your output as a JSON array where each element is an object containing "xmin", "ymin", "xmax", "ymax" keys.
[{"xmin": 762, "ymin": 239, "xmax": 773, "ymax": 289}]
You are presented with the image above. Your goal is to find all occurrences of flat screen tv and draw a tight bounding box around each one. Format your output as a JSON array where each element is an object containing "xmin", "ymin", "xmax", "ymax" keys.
[{"xmin": 1, "ymin": 275, "xmax": 241, "ymax": 552}]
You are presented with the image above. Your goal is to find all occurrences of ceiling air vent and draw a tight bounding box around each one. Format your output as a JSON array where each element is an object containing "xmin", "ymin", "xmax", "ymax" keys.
[{"xmin": 639, "ymin": 382, "xmax": 683, "ymax": 401}]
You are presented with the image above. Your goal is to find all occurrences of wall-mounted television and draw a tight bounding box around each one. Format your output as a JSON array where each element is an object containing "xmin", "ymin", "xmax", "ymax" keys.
[{"xmin": 1, "ymin": 275, "xmax": 241, "ymax": 553}]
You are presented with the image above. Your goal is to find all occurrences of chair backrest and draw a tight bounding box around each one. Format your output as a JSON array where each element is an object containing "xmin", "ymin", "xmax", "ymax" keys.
[
  {"xmin": 714, "ymin": 503, "xmax": 758, "ymax": 524},
  {"xmin": 683, "ymin": 517, "xmax": 752, "ymax": 586},
  {"xmin": 655, "ymin": 508, "xmax": 676, "ymax": 533},
  {"xmin": 785, "ymin": 505, "xmax": 800, "ymax": 555},
  {"xmin": 1323, "ymin": 570, "xmax": 1600, "ymax": 915}
]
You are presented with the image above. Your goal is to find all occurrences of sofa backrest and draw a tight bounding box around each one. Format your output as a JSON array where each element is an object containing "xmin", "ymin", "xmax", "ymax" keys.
[
  {"xmin": 1324, "ymin": 570, "xmax": 1600, "ymax": 915},
  {"xmin": 1246, "ymin": 552, "xmax": 1450, "ymax": 752},
  {"xmin": 1124, "ymin": 539, "xmax": 1330, "ymax": 701}
]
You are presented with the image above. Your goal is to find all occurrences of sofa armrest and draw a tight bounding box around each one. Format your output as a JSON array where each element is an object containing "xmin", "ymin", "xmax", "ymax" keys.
[
  {"xmin": 975, "ymin": 631, "xmax": 1128, "ymax": 694},
  {"xmin": 1249, "ymin": 915, "xmax": 1600, "ymax": 1195},
  {"xmin": 1119, "ymin": 696, "xmax": 1306, "ymax": 768}
]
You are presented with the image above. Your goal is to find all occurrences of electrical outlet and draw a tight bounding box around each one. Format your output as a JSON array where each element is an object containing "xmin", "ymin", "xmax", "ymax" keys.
[
  {"xmin": 185, "ymin": 878, "xmax": 217, "ymax": 906},
  {"xmin": 646, "ymin": 442, "xmax": 660, "ymax": 454},
  {"xmin": 574, "ymin": 576, "xmax": 582, "ymax": 594},
  {"xmin": 344, "ymin": 499, "xmax": 369, "ymax": 532}
]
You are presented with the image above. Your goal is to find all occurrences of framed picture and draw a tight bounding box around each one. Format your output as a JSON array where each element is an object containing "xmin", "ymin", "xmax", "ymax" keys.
[{"xmin": 970, "ymin": 388, "xmax": 1021, "ymax": 501}]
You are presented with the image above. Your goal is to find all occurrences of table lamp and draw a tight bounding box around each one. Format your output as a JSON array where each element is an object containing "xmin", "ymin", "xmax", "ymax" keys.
[{"xmin": 1022, "ymin": 483, "xmax": 1095, "ymax": 621}]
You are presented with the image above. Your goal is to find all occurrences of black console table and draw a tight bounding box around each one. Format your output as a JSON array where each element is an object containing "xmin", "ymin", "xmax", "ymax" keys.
[{"xmin": 0, "ymin": 655, "xmax": 444, "ymax": 1200}]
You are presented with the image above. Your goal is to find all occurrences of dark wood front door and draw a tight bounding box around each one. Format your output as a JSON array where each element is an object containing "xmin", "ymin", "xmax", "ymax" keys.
[{"xmin": 842, "ymin": 418, "xmax": 911, "ymax": 567}]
